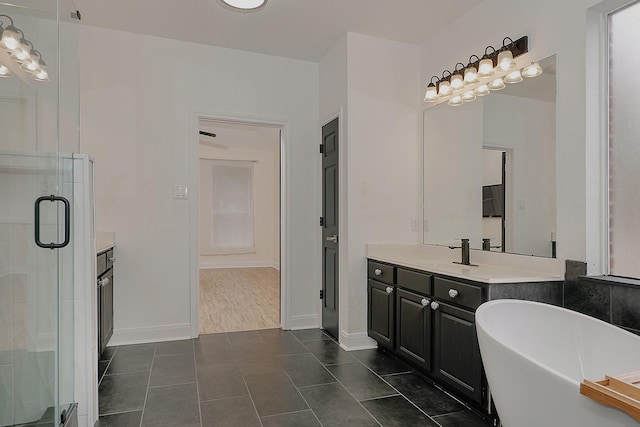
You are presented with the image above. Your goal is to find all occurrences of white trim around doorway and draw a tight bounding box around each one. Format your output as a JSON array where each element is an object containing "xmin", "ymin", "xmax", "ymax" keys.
[{"xmin": 188, "ymin": 110, "xmax": 291, "ymax": 337}]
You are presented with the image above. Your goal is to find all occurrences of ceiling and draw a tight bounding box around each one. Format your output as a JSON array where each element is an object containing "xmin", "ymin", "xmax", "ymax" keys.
[{"xmin": 76, "ymin": 0, "xmax": 485, "ymax": 62}]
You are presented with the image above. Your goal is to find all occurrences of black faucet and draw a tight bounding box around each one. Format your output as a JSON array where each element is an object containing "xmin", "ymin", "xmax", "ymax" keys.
[{"xmin": 449, "ymin": 238, "xmax": 472, "ymax": 266}]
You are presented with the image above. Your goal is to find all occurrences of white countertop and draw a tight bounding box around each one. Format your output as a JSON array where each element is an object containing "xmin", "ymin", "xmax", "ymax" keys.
[
  {"xmin": 97, "ymin": 231, "xmax": 115, "ymax": 254},
  {"xmin": 367, "ymin": 244, "xmax": 564, "ymax": 284}
]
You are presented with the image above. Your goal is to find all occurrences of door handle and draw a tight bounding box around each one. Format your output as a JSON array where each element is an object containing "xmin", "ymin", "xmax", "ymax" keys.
[
  {"xmin": 325, "ymin": 235, "xmax": 338, "ymax": 243},
  {"xmin": 35, "ymin": 195, "xmax": 70, "ymax": 250}
]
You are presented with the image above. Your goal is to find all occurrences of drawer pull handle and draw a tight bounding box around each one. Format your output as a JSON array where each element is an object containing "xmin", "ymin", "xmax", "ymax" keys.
[
  {"xmin": 98, "ymin": 277, "xmax": 110, "ymax": 287},
  {"xmin": 448, "ymin": 288, "xmax": 459, "ymax": 298},
  {"xmin": 430, "ymin": 301, "xmax": 440, "ymax": 310},
  {"xmin": 421, "ymin": 298, "xmax": 430, "ymax": 306},
  {"xmin": 374, "ymin": 269, "xmax": 383, "ymax": 276},
  {"xmin": 109, "ymin": 256, "xmax": 116, "ymax": 262},
  {"xmin": 385, "ymin": 286, "xmax": 394, "ymax": 294}
]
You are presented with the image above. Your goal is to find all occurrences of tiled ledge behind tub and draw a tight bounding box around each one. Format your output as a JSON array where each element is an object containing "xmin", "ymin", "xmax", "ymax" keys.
[{"xmin": 564, "ymin": 260, "xmax": 640, "ymax": 335}]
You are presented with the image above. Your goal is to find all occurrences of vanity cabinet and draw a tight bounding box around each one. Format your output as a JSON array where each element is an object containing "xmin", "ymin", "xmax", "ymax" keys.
[
  {"xmin": 367, "ymin": 259, "xmax": 486, "ymax": 407},
  {"xmin": 367, "ymin": 261, "xmax": 396, "ymax": 349},
  {"xmin": 97, "ymin": 248, "xmax": 115, "ymax": 357}
]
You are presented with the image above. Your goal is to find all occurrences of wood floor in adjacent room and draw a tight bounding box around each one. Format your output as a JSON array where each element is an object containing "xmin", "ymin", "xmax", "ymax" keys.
[{"xmin": 199, "ymin": 267, "xmax": 280, "ymax": 334}]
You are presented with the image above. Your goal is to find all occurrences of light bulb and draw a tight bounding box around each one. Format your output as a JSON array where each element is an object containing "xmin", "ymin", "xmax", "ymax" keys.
[
  {"xmin": 0, "ymin": 26, "xmax": 21, "ymax": 51},
  {"xmin": 478, "ymin": 58, "xmax": 494, "ymax": 76},
  {"xmin": 497, "ymin": 49, "xmax": 515, "ymax": 71},
  {"xmin": 474, "ymin": 84, "xmax": 490, "ymax": 96},
  {"xmin": 464, "ymin": 67, "xmax": 479, "ymax": 84},
  {"xmin": 424, "ymin": 84, "xmax": 438, "ymax": 102},
  {"xmin": 451, "ymin": 73, "xmax": 464, "ymax": 90},
  {"xmin": 21, "ymin": 57, "xmax": 39, "ymax": 73},
  {"xmin": 448, "ymin": 96, "xmax": 463, "ymax": 106},
  {"xmin": 0, "ymin": 62, "xmax": 12, "ymax": 77},
  {"xmin": 522, "ymin": 62, "xmax": 543, "ymax": 77},
  {"xmin": 438, "ymin": 80, "xmax": 451, "ymax": 97},
  {"xmin": 488, "ymin": 78, "xmax": 505, "ymax": 91},
  {"xmin": 462, "ymin": 91, "xmax": 476, "ymax": 102},
  {"xmin": 504, "ymin": 69, "xmax": 523, "ymax": 84},
  {"xmin": 34, "ymin": 67, "xmax": 48, "ymax": 81}
]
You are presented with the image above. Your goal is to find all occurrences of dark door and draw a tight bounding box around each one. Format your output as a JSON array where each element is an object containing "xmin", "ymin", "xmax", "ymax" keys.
[
  {"xmin": 432, "ymin": 301, "xmax": 483, "ymax": 403},
  {"xmin": 322, "ymin": 118, "xmax": 339, "ymax": 338},
  {"xmin": 367, "ymin": 280, "xmax": 394, "ymax": 348},
  {"xmin": 396, "ymin": 289, "xmax": 432, "ymax": 370}
]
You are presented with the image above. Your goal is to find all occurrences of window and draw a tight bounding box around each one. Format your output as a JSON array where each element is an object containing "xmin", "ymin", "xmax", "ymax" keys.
[
  {"xmin": 200, "ymin": 159, "xmax": 255, "ymax": 255},
  {"xmin": 608, "ymin": 1, "xmax": 640, "ymax": 277}
]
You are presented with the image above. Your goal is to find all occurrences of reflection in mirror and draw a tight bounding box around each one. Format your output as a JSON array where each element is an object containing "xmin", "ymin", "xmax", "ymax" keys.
[{"xmin": 423, "ymin": 55, "xmax": 556, "ymax": 257}]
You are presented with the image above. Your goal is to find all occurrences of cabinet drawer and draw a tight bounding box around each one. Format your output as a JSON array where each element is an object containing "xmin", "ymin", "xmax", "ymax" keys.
[
  {"xmin": 367, "ymin": 261, "xmax": 395, "ymax": 284},
  {"xmin": 106, "ymin": 249, "xmax": 115, "ymax": 269},
  {"xmin": 434, "ymin": 277, "xmax": 482, "ymax": 310},
  {"xmin": 397, "ymin": 268, "xmax": 432, "ymax": 295},
  {"xmin": 97, "ymin": 251, "xmax": 108, "ymax": 277}
]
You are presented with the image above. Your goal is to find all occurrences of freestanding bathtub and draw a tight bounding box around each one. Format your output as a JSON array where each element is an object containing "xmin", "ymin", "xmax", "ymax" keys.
[{"xmin": 476, "ymin": 299, "xmax": 640, "ymax": 427}]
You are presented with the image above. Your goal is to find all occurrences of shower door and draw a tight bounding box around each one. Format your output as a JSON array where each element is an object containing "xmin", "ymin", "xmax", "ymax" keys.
[{"xmin": 0, "ymin": 0, "xmax": 79, "ymax": 425}]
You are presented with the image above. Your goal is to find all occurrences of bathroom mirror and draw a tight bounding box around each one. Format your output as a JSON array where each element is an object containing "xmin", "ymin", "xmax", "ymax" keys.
[{"xmin": 422, "ymin": 55, "xmax": 556, "ymax": 257}]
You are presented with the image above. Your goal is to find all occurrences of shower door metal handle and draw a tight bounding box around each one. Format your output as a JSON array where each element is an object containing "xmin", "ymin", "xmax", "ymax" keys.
[{"xmin": 35, "ymin": 195, "xmax": 71, "ymax": 249}]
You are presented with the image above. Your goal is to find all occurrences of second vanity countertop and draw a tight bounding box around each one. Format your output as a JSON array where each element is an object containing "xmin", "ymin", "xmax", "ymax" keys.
[
  {"xmin": 97, "ymin": 231, "xmax": 115, "ymax": 254},
  {"xmin": 367, "ymin": 244, "xmax": 565, "ymax": 284}
]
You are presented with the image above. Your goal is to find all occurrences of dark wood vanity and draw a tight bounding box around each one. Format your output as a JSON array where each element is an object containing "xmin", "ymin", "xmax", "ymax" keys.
[
  {"xmin": 97, "ymin": 248, "xmax": 115, "ymax": 357},
  {"xmin": 367, "ymin": 258, "xmax": 563, "ymax": 416}
]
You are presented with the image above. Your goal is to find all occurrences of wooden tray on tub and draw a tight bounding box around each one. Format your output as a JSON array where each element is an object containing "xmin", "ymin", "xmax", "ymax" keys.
[{"xmin": 580, "ymin": 371, "xmax": 640, "ymax": 422}]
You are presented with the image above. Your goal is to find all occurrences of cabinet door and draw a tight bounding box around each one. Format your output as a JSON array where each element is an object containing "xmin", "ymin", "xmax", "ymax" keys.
[
  {"xmin": 97, "ymin": 279, "xmax": 102, "ymax": 359},
  {"xmin": 100, "ymin": 269, "xmax": 114, "ymax": 354},
  {"xmin": 367, "ymin": 279, "xmax": 394, "ymax": 349},
  {"xmin": 432, "ymin": 301, "xmax": 483, "ymax": 403},
  {"xmin": 396, "ymin": 289, "xmax": 431, "ymax": 370}
]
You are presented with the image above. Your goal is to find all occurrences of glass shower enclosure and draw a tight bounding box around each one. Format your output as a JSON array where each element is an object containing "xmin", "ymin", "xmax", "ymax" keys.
[{"xmin": 0, "ymin": 0, "xmax": 80, "ymax": 425}]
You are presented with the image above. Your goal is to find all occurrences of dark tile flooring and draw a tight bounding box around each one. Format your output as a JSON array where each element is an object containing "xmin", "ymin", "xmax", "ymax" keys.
[{"xmin": 97, "ymin": 328, "xmax": 493, "ymax": 427}]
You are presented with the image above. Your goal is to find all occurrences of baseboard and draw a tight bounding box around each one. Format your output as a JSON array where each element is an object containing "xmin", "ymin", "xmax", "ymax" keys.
[
  {"xmin": 288, "ymin": 314, "xmax": 320, "ymax": 330},
  {"xmin": 108, "ymin": 323, "xmax": 191, "ymax": 346},
  {"xmin": 199, "ymin": 262, "xmax": 279, "ymax": 269},
  {"xmin": 339, "ymin": 331, "xmax": 378, "ymax": 351}
]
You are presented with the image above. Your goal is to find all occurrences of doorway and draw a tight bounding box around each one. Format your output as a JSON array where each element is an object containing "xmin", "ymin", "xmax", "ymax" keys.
[
  {"xmin": 482, "ymin": 148, "xmax": 509, "ymax": 252},
  {"xmin": 196, "ymin": 119, "xmax": 282, "ymax": 334}
]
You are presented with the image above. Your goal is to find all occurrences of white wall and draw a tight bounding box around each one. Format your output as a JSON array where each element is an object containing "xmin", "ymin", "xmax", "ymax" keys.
[
  {"xmin": 421, "ymin": 0, "xmax": 602, "ymax": 263},
  {"xmin": 199, "ymin": 127, "xmax": 280, "ymax": 269},
  {"xmin": 80, "ymin": 26, "xmax": 319, "ymax": 343},
  {"xmin": 319, "ymin": 33, "xmax": 421, "ymax": 348},
  {"xmin": 484, "ymin": 94, "xmax": 556, "ymax": 257}
]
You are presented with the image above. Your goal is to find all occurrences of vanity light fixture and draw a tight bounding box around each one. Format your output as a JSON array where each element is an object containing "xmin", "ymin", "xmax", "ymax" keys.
[
  {"xmin": 220, "ymin": 0, "xmax": 267, "ymax": 11},
  {"xmin": 423, "ymin": 35, "xmax": 537, "ymax": 107},
  {"xmin": 0, "ymin": 61, "xmax": 11, "ymax": 77},
  {"xmin": 0, "ymin": 15, "xmax": 48, "ymax": 82}
]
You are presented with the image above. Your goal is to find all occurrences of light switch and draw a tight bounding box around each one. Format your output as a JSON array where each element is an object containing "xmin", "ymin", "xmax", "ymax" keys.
[
  {"xmin": 423, "ymin": 219, "xmax": 429, "ymax": 232},
  {"xmin": 518, "ymin": 199, "xmax": 526, "ymax": 210},
  {"xmin": 411, "ymin": 218, "xmax": 419, "ymax": 231},
  {"xmin": 174, "ymin": 186, "xmax": 188, "ymax": 199}
]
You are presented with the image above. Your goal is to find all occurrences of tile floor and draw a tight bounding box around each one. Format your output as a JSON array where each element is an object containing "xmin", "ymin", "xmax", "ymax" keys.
[{"xmin": 97, "ymin": 328, "xmax": 494, "ymax": 427}]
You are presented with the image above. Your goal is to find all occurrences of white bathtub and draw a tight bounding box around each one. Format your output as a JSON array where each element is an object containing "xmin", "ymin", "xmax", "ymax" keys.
[{"xmin": 476, "ymin": 299, "xmax": 640, "ymax": 427}]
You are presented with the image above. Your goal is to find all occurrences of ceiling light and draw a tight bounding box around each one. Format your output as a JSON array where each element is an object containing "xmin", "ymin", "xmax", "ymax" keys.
[
  {"xmin": 522, "ymin": 62, "xmax": 543, "ymax": 77},
  {"xmin": 220, "ymin": 0, "xmax": 267, "ymax": 10},
  {"xmin": 0, "ymin": 61, "xmax": 12, "ymax": 77}
]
